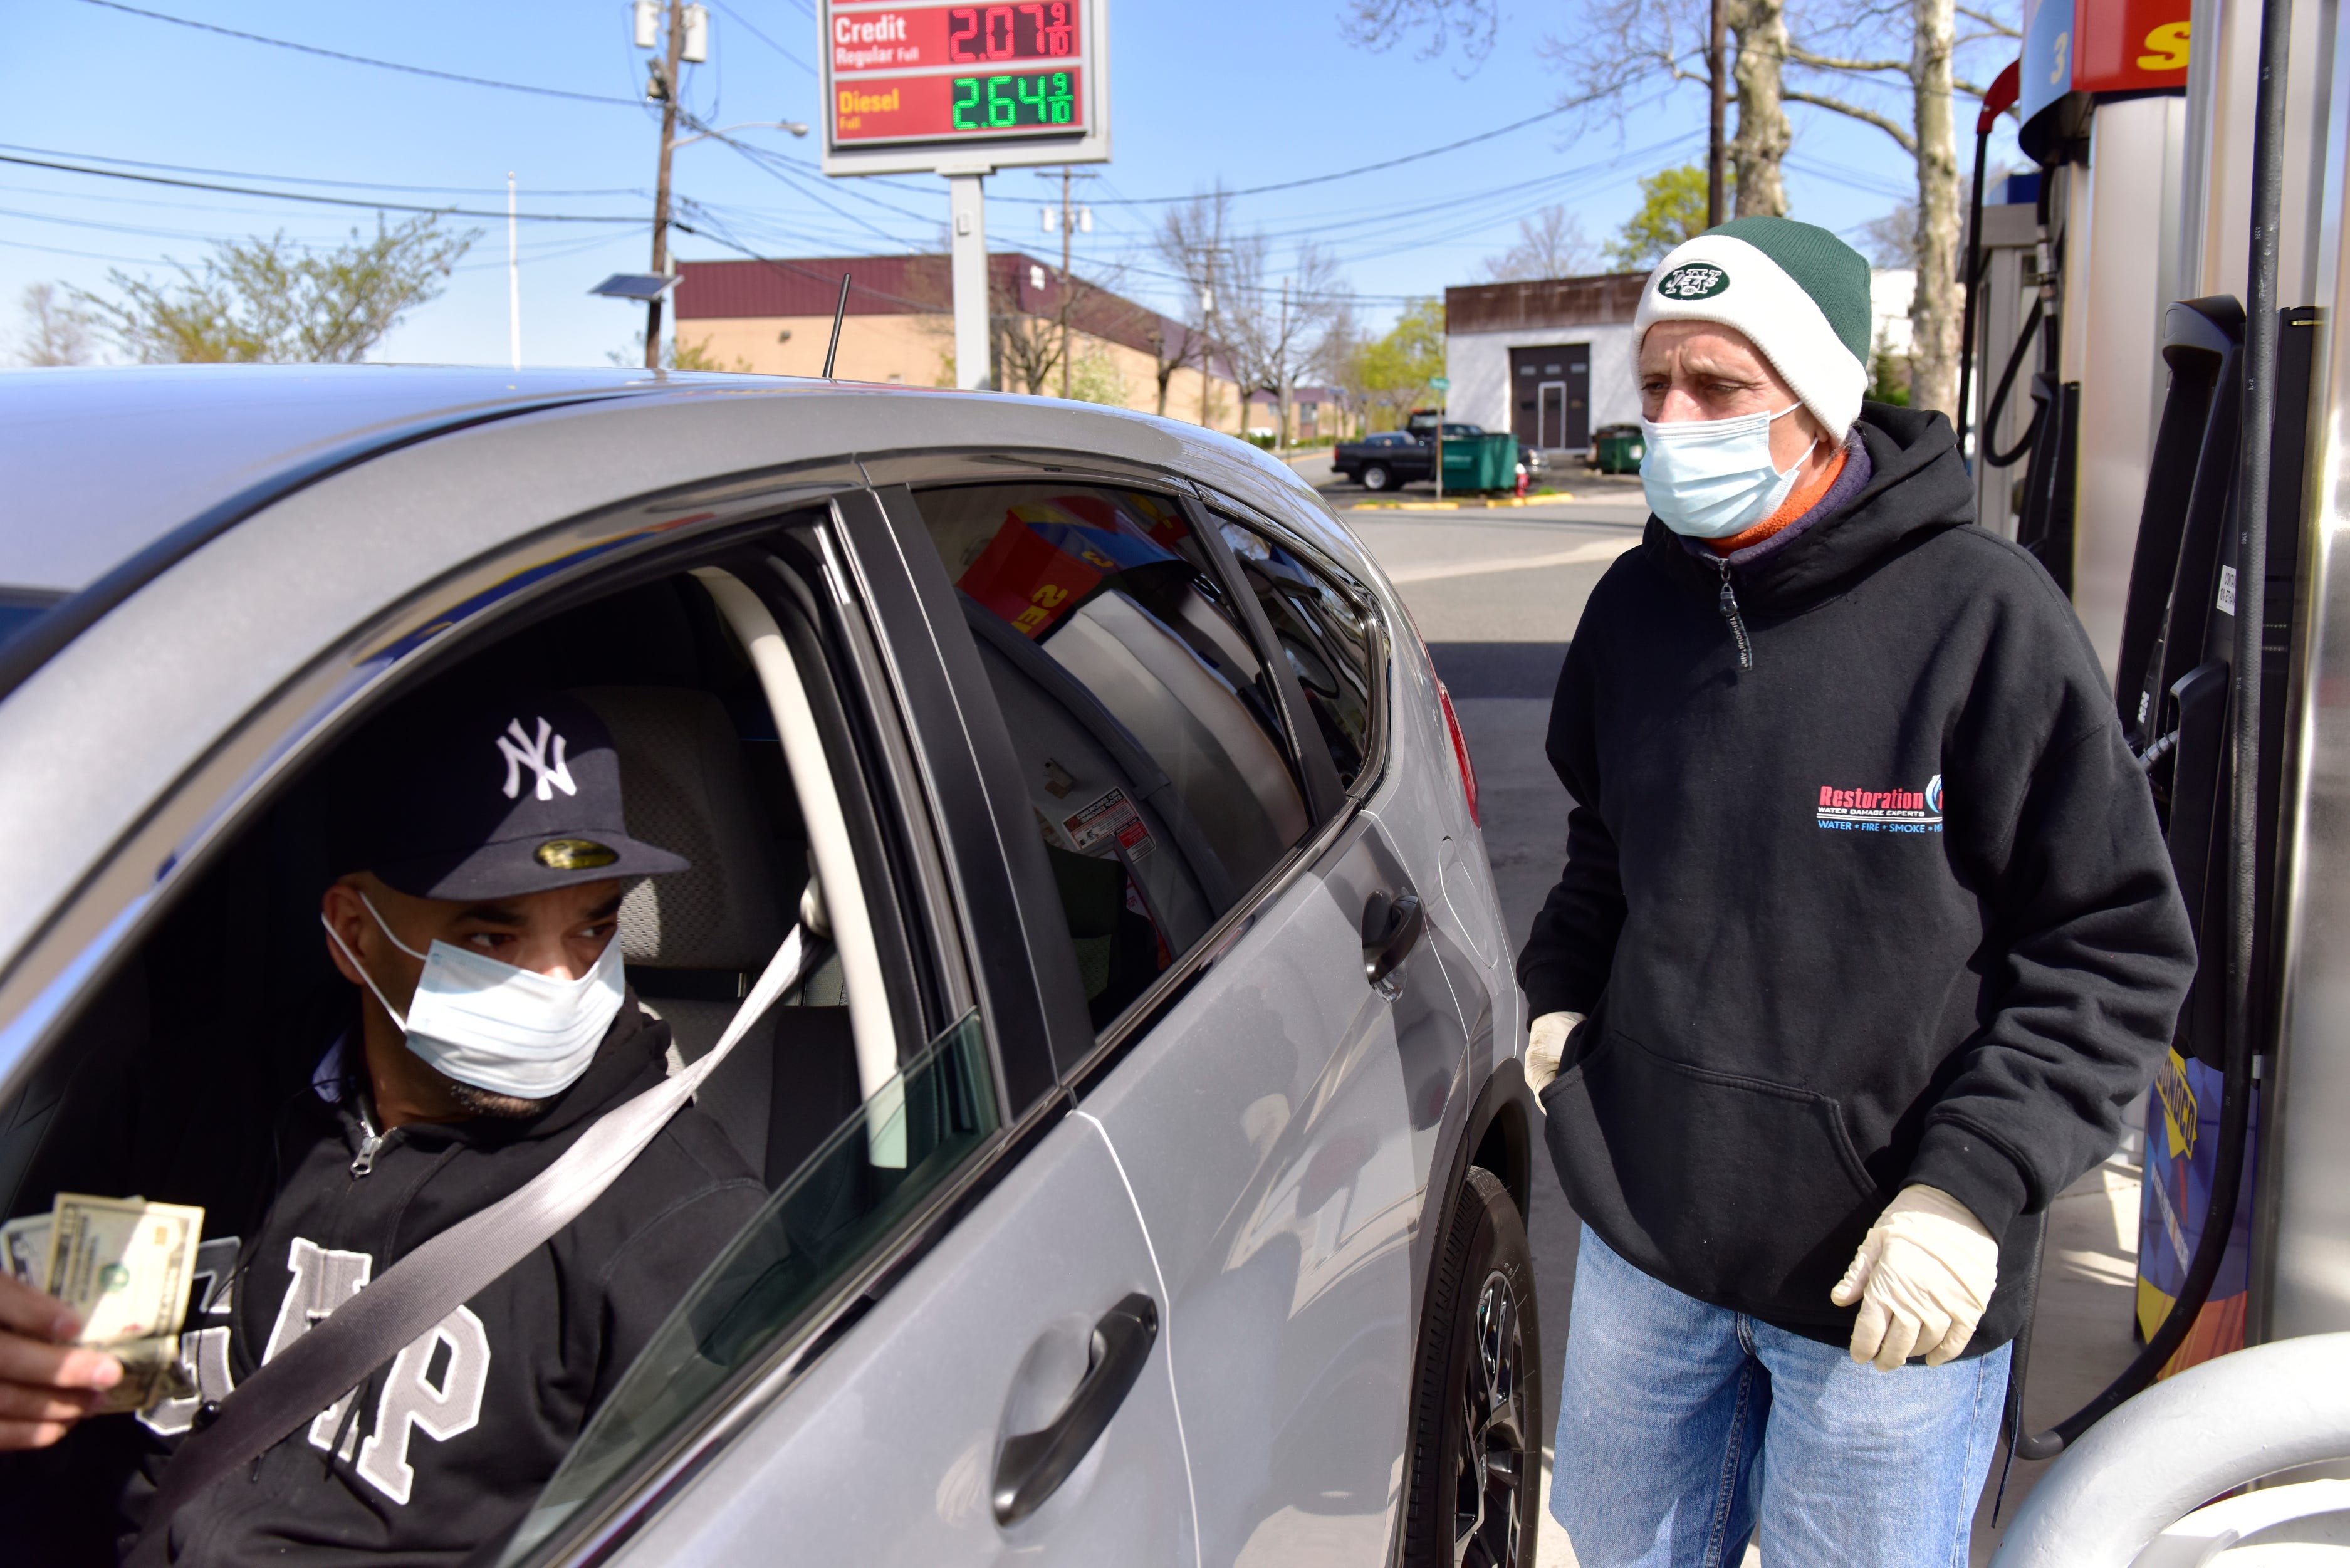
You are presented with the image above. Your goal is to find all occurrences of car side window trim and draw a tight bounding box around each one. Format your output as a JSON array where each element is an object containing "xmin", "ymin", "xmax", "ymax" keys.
[
  {"xmin": 1196, "ymin": 488, "xmax": 1392, "ymax": 803},
  {"xmin": 828, "ymin": 485, "xmax": 1078, "ymax": 1116},
  {"xmin": 1180, "ymin": 492, "xmax": 1349, "ymax": 822}
]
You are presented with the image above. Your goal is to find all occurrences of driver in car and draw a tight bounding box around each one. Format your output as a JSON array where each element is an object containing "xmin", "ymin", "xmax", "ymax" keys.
[{"xmin": 0, "ymin": 691, "xmax": 768, "ymax": 1564}]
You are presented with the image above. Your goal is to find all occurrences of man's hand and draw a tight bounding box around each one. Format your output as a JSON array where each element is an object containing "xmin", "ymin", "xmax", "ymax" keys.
[
  {"xmin": 1830, "ymin": 1184, "xmax": 1998, "ymax": 1371},
  {"xmin": 0, "ymin": 1273, "xmax": 122, "ymax": 1449},
  {"xmin": 1526, "ymin": 1011, "xmax": 1585, "ymax": 1094}
]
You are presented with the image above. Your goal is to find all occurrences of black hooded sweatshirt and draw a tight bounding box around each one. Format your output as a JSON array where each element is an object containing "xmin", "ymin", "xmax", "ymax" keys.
[
  {"xmin": 1518, "ymin": 405, "xmax": 2195, "ymax": 1352},
  {"xmin": 122, "ymin": 996, "xmax": 766, "ymax": 1564}
]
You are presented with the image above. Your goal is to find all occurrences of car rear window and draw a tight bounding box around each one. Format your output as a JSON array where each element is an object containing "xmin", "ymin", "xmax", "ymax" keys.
[
  {"xmin": 1216, "ymin": 520, "xmax": 1378, "ymax": 792},
  {"xmin": 911, "ymin": 482, "xmax": 1314, "ymax": 1030},
  {"xmin": 0, "ymin": 590, "xmax": 60, "ymax": 656}
]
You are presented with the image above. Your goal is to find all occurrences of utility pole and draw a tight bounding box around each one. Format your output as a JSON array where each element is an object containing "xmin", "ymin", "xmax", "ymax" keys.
[
  {"xmin": 1042, "ymin": 167, "xmax": 1094, "ymax": 398},
  {"xmin": 1706, "ymin": 0, "xmax": 1728, "ymax": 227},
  {"xmin": 644, "ymin": 0, "xmax": 687, "ymax": 369},
  {"xmin": 506, "ymin": 172, "xmax": 520, "ymax": 371},
  {"xmin": 1276, "ymin": 275, "xmax": 1292, "ymax": 455}
]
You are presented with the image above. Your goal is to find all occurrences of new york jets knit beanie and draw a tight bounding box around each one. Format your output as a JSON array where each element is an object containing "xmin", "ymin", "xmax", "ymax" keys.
[{"xmin": 1634, "ymin": 216, "xmax": 1874, "ymax": 438}]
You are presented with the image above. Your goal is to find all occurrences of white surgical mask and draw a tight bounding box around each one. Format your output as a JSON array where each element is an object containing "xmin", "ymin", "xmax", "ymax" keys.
[
  {"xmin": 321, "ymin": 894, "xmax": 624, "ymax": 1100},
  {"xmin": 1640, "ymin": 404, "xmax": 1809, "ymax": 538}
]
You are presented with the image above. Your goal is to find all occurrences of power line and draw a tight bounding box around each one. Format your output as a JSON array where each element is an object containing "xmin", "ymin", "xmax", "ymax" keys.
[
  {"xmin": 0, "ymin": 153, "xmax": 645, "ymax": 224},
  {"xmin": 0, "ymin": 142, "xmax": 642, "ymax": 197},
  {"xmin": 705, "ymin": 0, "xmax": 817, "ymax": 76},
  {"xmin": 78, "ymin": 0, "xmax": 641, "ymax": 107},
  {"xmin": 1090, "ymin": 97, "xmax": 1601, "ymax": 205}
]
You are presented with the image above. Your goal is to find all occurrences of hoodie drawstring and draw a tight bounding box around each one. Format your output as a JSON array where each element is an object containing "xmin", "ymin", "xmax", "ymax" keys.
[{"xmin": 1713, "ymin": 558, "xmax": 1754, "ymax": 669}]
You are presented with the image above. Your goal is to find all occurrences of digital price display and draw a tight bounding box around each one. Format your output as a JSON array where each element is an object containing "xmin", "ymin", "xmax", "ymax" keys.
[{"xmin": 825, "ymin": 0, "xmax": 1097, "ymax": 154}]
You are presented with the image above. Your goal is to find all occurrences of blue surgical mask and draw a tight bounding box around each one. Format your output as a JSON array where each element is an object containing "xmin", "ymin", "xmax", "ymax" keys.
[
  {"xmin": 1640, "ymin": 404, "xmax": 1809, "ymax": 538},
  {"xmin": 321, "ymin": 894, "xmax": 624, "ymax": 1099}
]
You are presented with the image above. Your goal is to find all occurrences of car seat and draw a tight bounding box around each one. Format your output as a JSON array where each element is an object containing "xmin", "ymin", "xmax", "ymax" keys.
[{"xmin": 572, "ymin": 686, "xmax": 860, "ymax": 1188}]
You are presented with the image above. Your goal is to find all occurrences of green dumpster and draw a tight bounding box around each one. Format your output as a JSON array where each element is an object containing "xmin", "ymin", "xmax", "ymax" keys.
[
  {"xmin": 1595, "ymin": 426, "xmax": 1645, "ymax": 474},
  {"xmin": 1438, "ymin": 432, "xmax": 1518, "ymax": 491}
]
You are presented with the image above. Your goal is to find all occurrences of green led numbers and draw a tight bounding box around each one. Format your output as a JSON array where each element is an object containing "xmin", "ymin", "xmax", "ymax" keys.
[{"xmin": 948, "ymin": 69, "xmax": 1076, "ymax": 133}]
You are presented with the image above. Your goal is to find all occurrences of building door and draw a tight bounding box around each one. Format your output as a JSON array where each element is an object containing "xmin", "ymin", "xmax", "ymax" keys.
[
  {"xmin": 1538, "ymin": 382, "xmax": 1568, "ymax": 447},
  {"xmin": 1510, "ymin": 344, "xmax": 1590, "ymax": 450}
]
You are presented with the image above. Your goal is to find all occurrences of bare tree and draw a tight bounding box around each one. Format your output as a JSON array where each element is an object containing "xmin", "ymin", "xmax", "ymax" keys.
[
  {"xmin": 10, "ymin": 283, "xmax": 94, "ymax": 366},
  {"xmin": 1481, "ymin": 205, "xmax": 1602, "ymax": 281},
  {"xmin": 1783, "ymin": 0, "xmax": 2017, "ymax": 416},
  {"xmin": 1862, "ymin": 201, "xmax": 1921, "ymax": 266},
  {"xmin": 1152, "ymin": 190, "xmax": 1236, "ymax": 429},
  {"xmin": 1728, "ymin": 0, "xmax": 1792, "ymax": 214},
  {"xmin": 1347, "ymin": 0, "xmax": 1793, "ymax": 224},
  {"xmin": 1223, "ymin": 235, "xmax": 1349, "ymax": 447}
]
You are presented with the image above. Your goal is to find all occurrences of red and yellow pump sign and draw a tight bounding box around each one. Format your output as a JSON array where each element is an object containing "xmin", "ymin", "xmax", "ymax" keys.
[{"xmin": 2020, "ymin": 0, "xmax": 2190, "ymax": 127}]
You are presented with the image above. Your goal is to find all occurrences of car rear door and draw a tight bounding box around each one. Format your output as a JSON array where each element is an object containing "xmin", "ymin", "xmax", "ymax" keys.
[
  {"xmin": 868, "ymin": 468, "xmax": 1472, "ymax": 1564},
  {"xmin": 1070, "ymin": 501, "xmax": 1478, "ymax": 1564}
]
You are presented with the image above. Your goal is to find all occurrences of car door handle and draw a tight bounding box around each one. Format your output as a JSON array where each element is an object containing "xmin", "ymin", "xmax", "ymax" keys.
[
  {"xmin": 1361, "ymin": 890, "xmax": 1426, "ymax": 987},
  {"xmin": 991, "ymin": 1292, "xmax": 1160, "ymax": 1526}
]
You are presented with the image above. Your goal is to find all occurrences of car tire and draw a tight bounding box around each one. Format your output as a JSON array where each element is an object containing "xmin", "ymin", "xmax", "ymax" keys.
[
  {"xmin": 1363, "ymin": 464, "xmax": 1392, "ymax": 491},
  {"xmin": 1402, "ymin": 1167, "xmax": 1542, "ymax": 1568}
]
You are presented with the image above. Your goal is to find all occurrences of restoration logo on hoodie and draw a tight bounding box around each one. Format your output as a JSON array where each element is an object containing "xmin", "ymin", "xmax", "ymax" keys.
[{"xmin": 1817, "ymin": 775, "xmax": 1943, "ymax": 834}]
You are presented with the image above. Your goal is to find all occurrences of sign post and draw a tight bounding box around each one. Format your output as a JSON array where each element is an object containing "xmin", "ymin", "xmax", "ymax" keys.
[
  {"xmin": 1431, "ymin": 375, "xmax": 1451, "ymax": 501},
  {"xmin": 820, "ymin": 1, "xmax": 1111, "ymax": 390}
]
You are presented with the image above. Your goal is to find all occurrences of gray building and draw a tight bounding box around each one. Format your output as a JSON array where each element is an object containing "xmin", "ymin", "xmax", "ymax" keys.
[{"xmin": 1443, "ymin": 273, "xmax": 1646, "ymax": 454}]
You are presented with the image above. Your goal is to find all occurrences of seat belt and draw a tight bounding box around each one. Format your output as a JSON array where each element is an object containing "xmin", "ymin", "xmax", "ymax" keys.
[{"xmin": 125, "ymin": 924, "xmax": 824, "ymax": 1559}]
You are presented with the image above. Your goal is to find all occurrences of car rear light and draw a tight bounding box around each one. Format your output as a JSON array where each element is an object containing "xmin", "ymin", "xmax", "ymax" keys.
[{"xmin": 1436, "ymin": 679, "xmax": 1480, "ymax": 825}]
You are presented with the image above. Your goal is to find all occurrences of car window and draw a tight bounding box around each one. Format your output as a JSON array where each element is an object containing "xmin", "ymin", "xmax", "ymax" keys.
[
  {"xmin": 0, "ymin": 538, "xmax": 990, "ymax": 1567},
  {"xmin": 910, "ymin": 482, "xmax": 1313, "ymax": 1028},
  {"xmin": 506, "ymin": 1008, "xmax": 995, "ymax": 1562},
  {"xmin": 1217, "ymin": 518, "xmax": 1380, "ymax": 793}
]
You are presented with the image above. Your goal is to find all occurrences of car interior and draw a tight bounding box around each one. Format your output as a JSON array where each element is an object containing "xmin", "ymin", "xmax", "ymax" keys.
[
  {"xmin": 0, "ymin": 533, "xmax": 991, "ymax": 1565},
  {"xmin": 910, "ymin": 481, "xmax": 1324, "ymax": 1032}
]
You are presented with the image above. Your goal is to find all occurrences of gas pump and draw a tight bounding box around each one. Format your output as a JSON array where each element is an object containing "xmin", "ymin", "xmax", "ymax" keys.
[{"xmin": 1972, "ymin": 0, "xmax": 2347, "ymax": 1482}]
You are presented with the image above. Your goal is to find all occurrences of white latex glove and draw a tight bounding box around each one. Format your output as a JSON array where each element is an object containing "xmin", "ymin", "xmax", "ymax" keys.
[
  {"xmin": 1525, "ymin": 1012, "xmax": 1584, "ymax": 1094},
  {"xmin": 1830, "ymin": 1184, "xmax": 1998, "ymax": 1371}
]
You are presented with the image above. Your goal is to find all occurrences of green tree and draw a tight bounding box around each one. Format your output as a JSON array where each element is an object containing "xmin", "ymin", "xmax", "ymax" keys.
[
  {"xmin": 1604, "ymin": 165, "xmax": 1720, "ymax": 271},
  {"xmin": 75, "ymin": 214, "xmax": 474, "ymax": 364},
  {"xmin": 1344, "ymin": 298, "xmax": 1444, "ymax": 431},
  {"xmin": 1869, "ymin": 327, "xmax": 1913, "ymax": 406}
]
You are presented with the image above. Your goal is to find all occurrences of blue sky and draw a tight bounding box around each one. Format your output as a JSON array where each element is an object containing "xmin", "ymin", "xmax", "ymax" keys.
[{"xmin": 4, "ymin": 1, "xmax": 2021, "ymax": 367}]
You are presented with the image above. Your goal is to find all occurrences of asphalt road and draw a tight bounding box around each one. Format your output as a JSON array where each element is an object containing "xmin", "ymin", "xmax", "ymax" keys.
[{"xmin": 1329, "ymin": 479, "xmax": 2146, "ymax": 1567}]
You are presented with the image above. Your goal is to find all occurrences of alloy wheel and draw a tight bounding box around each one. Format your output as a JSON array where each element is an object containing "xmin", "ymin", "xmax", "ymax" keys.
[{"xmin": 1449, "ymin": 1269, "xmax": 1528, "ymax": 1567}]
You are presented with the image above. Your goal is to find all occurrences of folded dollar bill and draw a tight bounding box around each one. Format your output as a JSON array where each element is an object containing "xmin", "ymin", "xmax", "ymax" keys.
[
  {"xmin": 0, "ymin": 1213, "xmax": 49, "ymax": 1288},
  {"xmin": 41, "ymin": 1194, "xmax": 205, "ymax": 1414}
]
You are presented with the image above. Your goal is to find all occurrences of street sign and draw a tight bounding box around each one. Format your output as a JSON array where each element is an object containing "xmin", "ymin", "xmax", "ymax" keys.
[
  {"xmin": 1429, "ymin": 377, "xmax": 1451, "ymax": 391},
  {"xmin": 820, "ymin": 0, "xmax": 1112, "ymax": 176}
]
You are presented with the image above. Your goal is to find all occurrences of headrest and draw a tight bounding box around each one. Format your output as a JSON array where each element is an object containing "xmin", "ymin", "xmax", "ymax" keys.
[{"xmin": 568, "ymin": 687, "xmax": 785, "ymax": 971}]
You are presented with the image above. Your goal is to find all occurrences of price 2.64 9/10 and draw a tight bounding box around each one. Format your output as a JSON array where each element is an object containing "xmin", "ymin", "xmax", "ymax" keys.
[{"xmin": 950, "ymin": 70, "xmax": 1076, "ymax": 130}]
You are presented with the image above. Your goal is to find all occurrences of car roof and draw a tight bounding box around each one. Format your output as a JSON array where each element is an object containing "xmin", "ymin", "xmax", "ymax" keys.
[
  {"xmin": 0, "ymin": 365, "xmax": 699, "ymax": 596},
  {"xmin": 0, "ymin": 363, "xmax": 1352, "ymax": 599}
]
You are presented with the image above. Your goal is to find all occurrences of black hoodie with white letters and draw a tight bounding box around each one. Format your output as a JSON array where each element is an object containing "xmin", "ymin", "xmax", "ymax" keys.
[
  {"xmin": 1518, "ymin": 404, "xmax": 2196, "ymax": 1352},
  {"xmin": 122, "ymin": 996, "xmax": 766, "ymax": 1564}
]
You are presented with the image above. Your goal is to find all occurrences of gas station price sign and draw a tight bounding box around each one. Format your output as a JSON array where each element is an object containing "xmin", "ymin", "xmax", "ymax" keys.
[{"xmin": 822, "ymin": 0, "xmax": 1109, "ymax": 174}]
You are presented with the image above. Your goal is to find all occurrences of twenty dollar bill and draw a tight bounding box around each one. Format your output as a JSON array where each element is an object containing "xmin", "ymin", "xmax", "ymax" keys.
[{"xmin": 41, "ymin": 1194, "xmax": 204, "ymax": 1414}]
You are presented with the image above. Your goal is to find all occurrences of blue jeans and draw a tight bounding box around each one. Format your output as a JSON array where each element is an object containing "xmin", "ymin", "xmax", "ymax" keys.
[{"xmin": 1552, "ymin": 1224, "xmax": 2010, "ymax": 1568}]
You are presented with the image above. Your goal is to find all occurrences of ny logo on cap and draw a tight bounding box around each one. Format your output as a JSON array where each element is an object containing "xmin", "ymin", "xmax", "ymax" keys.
[{"xmin": 497, "ymin": 717, "xmax": 577, "ymax": 802}]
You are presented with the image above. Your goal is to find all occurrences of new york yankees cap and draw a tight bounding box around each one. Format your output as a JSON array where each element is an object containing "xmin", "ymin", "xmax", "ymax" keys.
[{"xmin": 332, "ymin": 689, "xmax": 691, "ymax": 901}]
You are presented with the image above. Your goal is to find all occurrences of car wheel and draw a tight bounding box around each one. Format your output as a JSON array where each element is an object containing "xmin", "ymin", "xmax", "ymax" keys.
[
  {"xmin": 1363, "ymin": 464, "xmax": 1392, "ymax": 491},
  {"xmin": 1402, "ymin": 1167, "xmax": 1541, "ymax": 1568}
]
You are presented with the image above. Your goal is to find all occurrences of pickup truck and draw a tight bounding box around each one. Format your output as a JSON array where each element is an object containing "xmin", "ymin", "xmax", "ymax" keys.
[{"xmin": 1331, "ymin": 422, "xmax": 1544, "ymax": 493}]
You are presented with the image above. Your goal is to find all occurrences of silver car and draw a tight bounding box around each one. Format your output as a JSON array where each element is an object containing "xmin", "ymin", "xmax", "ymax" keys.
[{"xmin": 0, "ymin": 366, "xmax": 1537, "ymax": 1567}]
